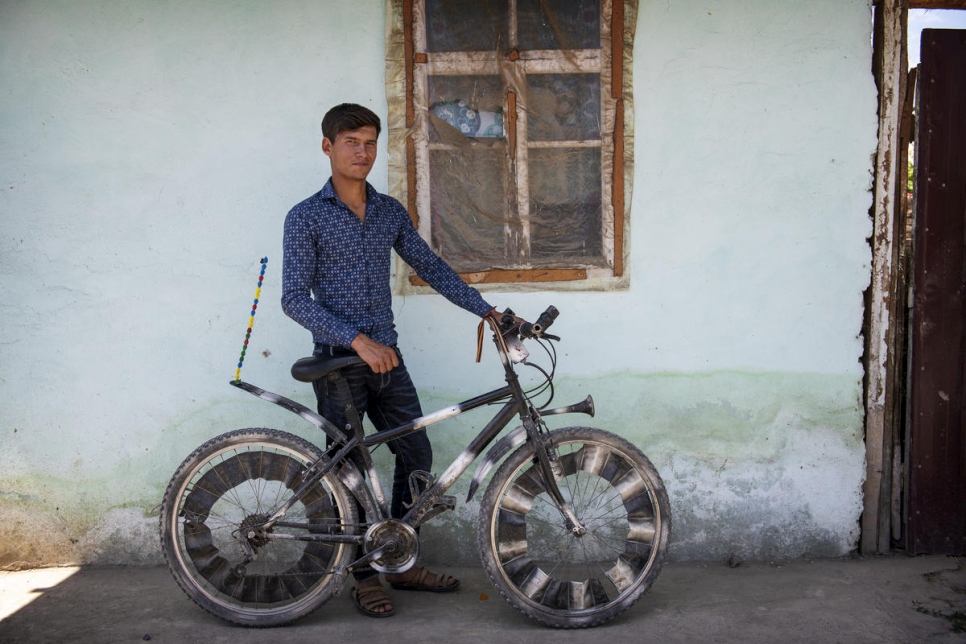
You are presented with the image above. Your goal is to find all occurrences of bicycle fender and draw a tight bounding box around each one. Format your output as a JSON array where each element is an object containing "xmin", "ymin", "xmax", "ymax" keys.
[
  {"xmin": 337, "ymin": 460, "xmax": 381, "ymax": 521},
  {"xmin": 466, "ymin": 425, "xmax": 527, "ymax": 502},
  {"xmin": 230, "ymin": 380, "xmax": 347, "ymax": 443}
]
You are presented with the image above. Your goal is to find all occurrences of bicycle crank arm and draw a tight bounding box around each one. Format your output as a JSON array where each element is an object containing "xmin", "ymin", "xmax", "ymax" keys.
[{"xmin": 347, "ymin": 541, "xmax": 397, "ymax": 572}]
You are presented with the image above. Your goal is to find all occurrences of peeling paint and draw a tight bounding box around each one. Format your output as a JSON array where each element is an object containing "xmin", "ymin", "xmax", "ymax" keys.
[
  {"xmin": 372, "ymin": 371, "xmax": 863, "ymax": 565},
  {"xmin": 0, "ymin": 371, "xmax": 864, "ymax": 567}
]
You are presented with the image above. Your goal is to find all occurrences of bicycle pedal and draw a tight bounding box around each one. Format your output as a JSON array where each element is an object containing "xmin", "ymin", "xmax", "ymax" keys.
[
  {"xmin": 404, "ymin": 470, "xmax": 437, "ymax": 508},
  {"xmin": 433, "ymin": 495, "xmax": 456, "ymax": 511}
]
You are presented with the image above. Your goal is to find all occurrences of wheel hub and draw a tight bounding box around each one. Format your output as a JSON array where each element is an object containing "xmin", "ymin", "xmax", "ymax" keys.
[{"xmin": 239, "ymin": 513, "xmax": 271, "ymax": 547}]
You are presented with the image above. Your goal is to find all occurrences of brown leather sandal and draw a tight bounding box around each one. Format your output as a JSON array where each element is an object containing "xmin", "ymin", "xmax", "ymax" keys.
[
  {"xmin": 386, "ymin": 566, "xmax": 460, "ymax": 593},
  {"xmin": 351, "ymin": 583, "xmax": 396, "ymax": 618}
]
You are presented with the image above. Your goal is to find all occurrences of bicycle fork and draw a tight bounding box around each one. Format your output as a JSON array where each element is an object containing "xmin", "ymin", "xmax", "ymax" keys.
[{"xmin": 524, "ymin": 412, "xmax": 587, "ymax": 537}]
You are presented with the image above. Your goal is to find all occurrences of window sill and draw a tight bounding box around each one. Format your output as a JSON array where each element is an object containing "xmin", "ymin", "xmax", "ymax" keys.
[{"xmin": 395, "ymin": 262, "xmax": 629, "ymax": 294}]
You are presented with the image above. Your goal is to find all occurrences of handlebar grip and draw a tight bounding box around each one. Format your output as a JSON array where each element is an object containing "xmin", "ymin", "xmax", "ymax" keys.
[
  {"xmin": 520, "ymin": 305, "xmax": 559, "ymax": 338},
  {"xmin": 535, "ymin": 305, "xmax": 559, "ymax": 329}
]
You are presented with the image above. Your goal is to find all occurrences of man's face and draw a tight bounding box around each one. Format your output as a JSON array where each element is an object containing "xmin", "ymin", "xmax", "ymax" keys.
[{"xmin": 322, "ymin": 126, "xmax": 378, "ymax": 182}]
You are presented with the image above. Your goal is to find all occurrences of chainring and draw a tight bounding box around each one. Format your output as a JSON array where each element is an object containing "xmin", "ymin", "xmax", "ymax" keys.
[{"xmin": 363, "ymin": 519, "xmax": 419, "ymax": 573}]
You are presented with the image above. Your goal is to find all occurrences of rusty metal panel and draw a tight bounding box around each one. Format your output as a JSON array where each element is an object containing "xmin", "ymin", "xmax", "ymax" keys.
[{"xmin": 907, "ymin": 29, "xmax": 966, "ymax": 555}]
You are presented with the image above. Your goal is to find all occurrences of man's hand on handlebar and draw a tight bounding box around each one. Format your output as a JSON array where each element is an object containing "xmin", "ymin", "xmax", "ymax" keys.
[{"xmin": 487, "ymin": 306, "xmax": 560, "ymax": 340}]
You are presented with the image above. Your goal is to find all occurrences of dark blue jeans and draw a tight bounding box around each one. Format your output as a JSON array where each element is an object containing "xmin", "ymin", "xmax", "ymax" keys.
[{"xmin": 312, "ymin": 345, "xmax": 432, "ymax": 580}]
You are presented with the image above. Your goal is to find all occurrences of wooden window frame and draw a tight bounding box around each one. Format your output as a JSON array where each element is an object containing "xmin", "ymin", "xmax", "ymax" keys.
[{"xmin": 391, "ymin": 0, "xmax": 634, "ymax": 290}]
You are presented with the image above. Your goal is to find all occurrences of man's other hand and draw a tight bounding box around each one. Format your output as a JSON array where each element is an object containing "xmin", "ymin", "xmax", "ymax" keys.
[{"xmin": 350, "ymin": 333, "xmax": 400, "ymax": 374}]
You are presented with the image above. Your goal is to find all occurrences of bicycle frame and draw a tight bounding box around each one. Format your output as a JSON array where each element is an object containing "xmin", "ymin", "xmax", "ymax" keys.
[
  {"xmin": 229, "ymin": 314, "xmax": 594, "ymax": 548},
  {"xmin": 162, "ymin": 306, "xmax": 669, "ymax": 629}
]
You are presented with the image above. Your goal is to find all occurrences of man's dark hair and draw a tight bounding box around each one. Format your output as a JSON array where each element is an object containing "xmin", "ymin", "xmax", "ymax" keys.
[{"xmin": 321, "ymin": 103, "xmax": 381, "ymax": 141}]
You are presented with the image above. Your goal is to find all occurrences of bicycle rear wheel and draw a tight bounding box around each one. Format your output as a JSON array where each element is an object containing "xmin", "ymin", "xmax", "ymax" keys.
[
  {"xmin": 159, "ymin": 428, "xmax": 358, "ymax": 626},
  {"xmin": 478, "ymin": 426, "xmax": 671, "ymax": 628}
]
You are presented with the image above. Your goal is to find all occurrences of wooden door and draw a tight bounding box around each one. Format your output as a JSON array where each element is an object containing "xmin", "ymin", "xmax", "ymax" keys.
[{"xmin": 907, "ymin": 29, "xmax": 966, "ymax": 555}]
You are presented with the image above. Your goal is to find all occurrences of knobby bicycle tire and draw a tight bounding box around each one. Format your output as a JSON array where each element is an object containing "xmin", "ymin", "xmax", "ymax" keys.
[
  {"xmin": 478, "ymin": 426, "xmax": 671, "ymax": 628},
  {"xmin": 159, "ymin": 428, "xmax": 358, "ymax": 626}
]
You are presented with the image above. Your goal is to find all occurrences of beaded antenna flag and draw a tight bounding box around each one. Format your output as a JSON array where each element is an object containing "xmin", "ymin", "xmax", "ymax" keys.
[{"xmin": 234, "ymin": 257, "xmax": 268, "ymax": 382}]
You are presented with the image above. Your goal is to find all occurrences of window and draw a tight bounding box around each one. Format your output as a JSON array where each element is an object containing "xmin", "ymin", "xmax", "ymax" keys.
[{"xmin": 387, "ymin": 0, "xmax": 636, "ymax": 288}]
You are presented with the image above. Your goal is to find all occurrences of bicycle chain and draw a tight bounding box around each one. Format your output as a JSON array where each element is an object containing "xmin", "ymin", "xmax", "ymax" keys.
[{"xmin": 190, "ymin": 521, "xmax": 370, "ymax": 580}]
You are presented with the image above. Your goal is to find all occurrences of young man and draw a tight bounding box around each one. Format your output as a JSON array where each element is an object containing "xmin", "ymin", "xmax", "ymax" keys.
[{"xmin": 281, "ymin": 103, "xmax": 495, "ymax": 618}]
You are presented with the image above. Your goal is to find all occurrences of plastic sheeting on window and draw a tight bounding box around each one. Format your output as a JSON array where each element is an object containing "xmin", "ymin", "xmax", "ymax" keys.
[{"xmin": 386, "ymin": 0, "xmax": 636, "ymax": 278}]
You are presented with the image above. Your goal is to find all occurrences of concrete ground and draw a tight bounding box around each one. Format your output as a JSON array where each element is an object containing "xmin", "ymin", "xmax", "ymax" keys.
[{"xmin": 1, "ymin": 555, "xmax": 964, "ymax": 643}]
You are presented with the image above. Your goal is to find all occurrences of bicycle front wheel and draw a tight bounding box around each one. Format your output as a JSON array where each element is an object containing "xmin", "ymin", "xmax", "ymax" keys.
[
  {"xmin": 159, "ymin": 428, "xmax": 358, "ymax": 626},
  {"xmin": 478, "ymin": 427, "xmax": 671, "ymax": 628}
]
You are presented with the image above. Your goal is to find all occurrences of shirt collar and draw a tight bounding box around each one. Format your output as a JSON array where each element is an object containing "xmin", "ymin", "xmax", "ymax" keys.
[{"xmin": 320, "ymin": 178, "xmax": 380, "ymax": 208}]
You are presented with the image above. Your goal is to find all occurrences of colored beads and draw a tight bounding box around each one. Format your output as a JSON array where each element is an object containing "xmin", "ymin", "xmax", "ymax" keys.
[{"xmin": 234, "ymin": 257, "xmax": 268, "ymax": 381}]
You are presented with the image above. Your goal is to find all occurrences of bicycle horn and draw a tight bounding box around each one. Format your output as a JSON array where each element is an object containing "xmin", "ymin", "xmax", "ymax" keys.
[{"xmin": 541, "ymin": 395, "xmax": 595, "ymax": 418}]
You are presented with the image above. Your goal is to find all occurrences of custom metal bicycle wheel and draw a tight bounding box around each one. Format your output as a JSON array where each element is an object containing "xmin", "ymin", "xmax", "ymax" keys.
[
  {"xmin": 159, "ymin": 428, "xmax": 358, "ymax": 626},
  {"xmin": 479, "ymin": 427, "xmax": 671, "ymax": 628}
]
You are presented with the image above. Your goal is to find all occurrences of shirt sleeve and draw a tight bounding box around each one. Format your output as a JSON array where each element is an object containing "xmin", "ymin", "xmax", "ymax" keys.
[
  {"xmin": 280, "ymin": 204, "xmax": 360, "ymax": 347},
  {"xmin": 393, "ymin": 206, "xmax": 494, "ymax": 318}
]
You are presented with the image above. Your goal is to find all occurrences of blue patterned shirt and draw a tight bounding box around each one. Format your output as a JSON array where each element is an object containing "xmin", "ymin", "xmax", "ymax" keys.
[{"xmin": 282, "ymin": 179, "xmax": 493, "ymax": 348}]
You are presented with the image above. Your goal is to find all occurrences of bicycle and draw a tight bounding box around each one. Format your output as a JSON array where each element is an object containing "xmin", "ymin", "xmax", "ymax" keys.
[{"xmin": 159, "ymin": 306, "xmax": 671, "ymax": 628}]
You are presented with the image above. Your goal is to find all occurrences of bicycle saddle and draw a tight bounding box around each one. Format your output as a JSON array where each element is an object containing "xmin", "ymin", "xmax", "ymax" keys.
[{"xmin": 290, "ymin": 355, "xmax": 366, "ymax": 382}]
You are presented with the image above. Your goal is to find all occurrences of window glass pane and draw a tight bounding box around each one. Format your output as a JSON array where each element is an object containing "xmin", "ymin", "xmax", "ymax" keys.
[
  {"xmin": 528, "ymin": 147, "xmax": 603, "ymax": 265},
  {"xmin": 526, "ymin": 74, "xmax": 601, "ymax": 142},
  {"xmin": 403, "ymin": 0, "xmax": 627, "ymax": 278},
  {"xmin": 425, "ymin": 0, "xmax": 509, "ymax": 52},
  {"xmin": 428, "ymin": 75, "xmax": 505, "ymax": 141},
  {"xmin": 430, "ymin": 148, "xmax": 512, "ymax": 271},
  {"xmin": 517, "ymin": 0, "xmax": 600, "ymax": 50}
]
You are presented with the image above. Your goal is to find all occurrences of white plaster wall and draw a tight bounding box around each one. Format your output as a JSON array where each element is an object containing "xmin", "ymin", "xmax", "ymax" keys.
[{"xmin": 0, "ymin": 0, "xmax": 876, "ymax": 568}]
